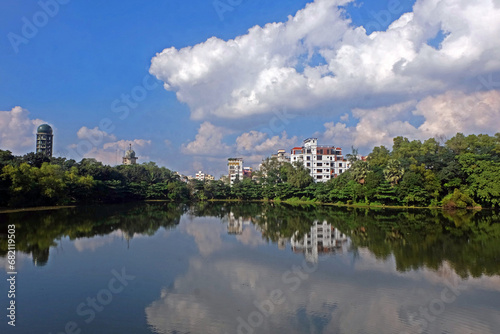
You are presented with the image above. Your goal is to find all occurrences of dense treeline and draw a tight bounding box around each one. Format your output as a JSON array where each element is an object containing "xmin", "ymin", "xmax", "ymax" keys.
[
  {"xmin": 0, "ymin": 153, "xmax": 191, "ymax": 207},
  {"xmin": 1, "ymin": 132, "xmax": 499, "ymax": 208},
  {"xmin": 189, "ymin": 132, "xmax": 500, "ymax": 208},
  {"xmin": 2, "ymin": 201, "xmax": 499, "ymax": 277},
  {"xmin": 218, "ymin": 132, "xmax": 500, "ymax": 208}
]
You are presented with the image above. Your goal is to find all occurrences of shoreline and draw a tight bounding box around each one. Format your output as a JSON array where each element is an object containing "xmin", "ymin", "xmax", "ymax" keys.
[
  {"xmin": 0, "ymin": 199, "xmax": 486, "ymax": 214},
  {"xmin": 0, "ymin": 205, "xmax": 77, "ymax": 214}
]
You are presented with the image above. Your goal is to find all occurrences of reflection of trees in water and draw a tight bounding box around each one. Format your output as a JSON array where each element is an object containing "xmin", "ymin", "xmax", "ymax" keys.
[
  {"xmin": 334, "ymin": 208, "xmax": 500, "ymax": 278},
  {"xmin": 0, "ymin": 202, "xmax": 186, "ymax": 265},
  {"xmin": 190, "ymin": 203, "xmax": 500, "ymax": 278},
  {"xmin": 31, "ymin": 247, "xmax": 49, "ymax": 266},
  {"xmin": 1, "ymin": 202, "xmax": 499, "ymax": 276}
]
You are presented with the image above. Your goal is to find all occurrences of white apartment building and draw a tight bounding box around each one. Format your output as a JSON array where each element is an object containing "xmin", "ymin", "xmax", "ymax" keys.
[
  {"xmin": 291, "ymin": 220, "xmax": 349, "ymax": 262},
  {"xmin": 228, "ymin": 158, "xmax": 243, "ymax": 185},
  {"xmin": 290, "ymin": 138, "xmax": 352, "ymax": 182},
  {"xmin": 195, "ymin": 171, "xmax": 205, "ymax": 181}
]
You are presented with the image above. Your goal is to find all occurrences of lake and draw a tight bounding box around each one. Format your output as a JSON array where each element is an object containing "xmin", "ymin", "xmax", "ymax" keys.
[{"xmin": 1, "ymin": 202, "xmax": 499, "ymax": 334}]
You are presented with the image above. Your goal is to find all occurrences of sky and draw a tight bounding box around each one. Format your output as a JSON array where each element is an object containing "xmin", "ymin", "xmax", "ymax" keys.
[{"xmin": 1, "ymin": 0, "xmax": 500, "ymax": 177}]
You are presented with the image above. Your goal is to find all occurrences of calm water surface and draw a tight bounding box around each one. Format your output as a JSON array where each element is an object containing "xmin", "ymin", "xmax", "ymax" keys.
[{"xmin": 1, "ymin": 202, "xmax": 499, "ymax": 334}]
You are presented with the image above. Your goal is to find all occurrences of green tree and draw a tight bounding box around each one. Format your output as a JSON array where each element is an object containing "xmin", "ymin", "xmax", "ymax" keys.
[
  {"xmin": 283, "ymin": 162, "xmax": 313, "ymax": 188},
  {"xmin": 349, "ymin": 161, "xmax": 370, "ymax": 184},
  {"xmin": 459, "ymin": 153, "xmax": 500, "ymax": 207},
  {"xmin": 367, "ymin": 146, "xmax": 390, "ymax": 167},
  {"xmin": 383, "ymin": 159, "xmax": 404, "ymax": 186},
  {"xmin": 21, "ymin": 152, "xmax": 50, "ymax": 168}
]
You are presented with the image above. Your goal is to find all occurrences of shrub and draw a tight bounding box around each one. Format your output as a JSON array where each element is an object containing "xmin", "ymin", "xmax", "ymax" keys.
[{"xmin": 442, "ymin": 189, "xmax": 478, "ymax": 209}]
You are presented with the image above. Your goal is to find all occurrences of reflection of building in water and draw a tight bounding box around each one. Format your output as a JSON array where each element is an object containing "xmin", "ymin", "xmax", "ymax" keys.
[
  {"xmin": 277, "ymin": 237, "xmax": 288, "ymax": 250},
  {"xmin": 32, "ymin": 247, "xmax": 50, "ymax": 266},
  {"xmin": 291, "ymin": 220, "xmax": 348, "ymax": 262},
  {"xmin": 227, "ymin": 212, "xmax": 252, "ymax": 235}
]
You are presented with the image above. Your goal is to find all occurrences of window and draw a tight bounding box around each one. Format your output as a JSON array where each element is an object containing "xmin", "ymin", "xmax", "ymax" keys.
[
  {"xmin": 339, "ymin": 169, "xmax": 343, "ymax": 173},
  {"xmin": 317, "ymin": 155, "xmax": 322, "ymax": 160},
  {"xmin": 306, "ymin": 156, "xmax": 311, "ymax": 161},
  {"xmin": 317, "ymin": 163, "xmax": 322, "ymax": 167},
  {"xmin": 317, "ymin": 175, "xmax": 323, "ymax": 179},
  {"xmin": 307, "ymin": 149, "xmax": 311, "ymax": 154},
  {"xmin": 306, "ymin": 162, "xmax": 310, "ymax": 167},
  {"xmin": 317, "ymin": 169, "xmax": 323, "ymax": 173},
  {"xmin": 324, "ymin": 163, "xmax": 329, "ymax": 166},
  {"xmin": 339, "ymin": 163, "xmax": 342, "ymax": 167}
]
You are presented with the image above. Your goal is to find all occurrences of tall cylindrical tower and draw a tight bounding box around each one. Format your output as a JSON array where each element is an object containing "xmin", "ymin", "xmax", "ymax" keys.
[{"xmin": 36, "ymin": 124, "xmax": 53, "ymax": 157}]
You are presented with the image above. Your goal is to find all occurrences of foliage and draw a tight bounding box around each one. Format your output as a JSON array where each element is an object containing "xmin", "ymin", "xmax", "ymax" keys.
[
  {"xmin": 1, "ymin": 131, "xmax": 500, "ymax": 208},
  {"xmin": 4, "ymin": 201, "xmax": 499, "ymax": 279},
  {"xmin": 442, "ymin": 189, "xmax": 478, "ymax": 209},
  {"xmin": 0, "ymin": 155, "xmax": 190, "ymax": 207}
]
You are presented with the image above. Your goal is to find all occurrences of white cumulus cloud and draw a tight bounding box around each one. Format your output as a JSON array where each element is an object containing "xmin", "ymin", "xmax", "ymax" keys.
[
  {"xmin": 0, "ymin": 106, "xmax": 49, "ymax": 155},
  {"xmin": 150, "ymin": 0, "xmax": 500, "ymax": 121},
  {"xmin": 69, "ymin": 126, "xmax": 152, "ymax": 165},
  {"xmin": 319, "ymin": 90, "xmax": 500, "ymax": 152},
  {"xmin": 182, "ymin": 122, "xmax": 232, "ymax": 156}
]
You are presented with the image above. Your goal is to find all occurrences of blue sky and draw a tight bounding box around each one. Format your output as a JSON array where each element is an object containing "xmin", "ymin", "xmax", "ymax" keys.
[{"xmin": 1, "ymin": 0, "xmax": 499, "ymax": 177}]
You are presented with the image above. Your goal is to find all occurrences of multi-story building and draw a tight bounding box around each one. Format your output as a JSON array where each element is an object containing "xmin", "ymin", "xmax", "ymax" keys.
[
  {"xmin": 228, "ymin": 158, "xmax": 243, "ymax": 185},
  {"xmin": 271, "ymin": 149, "xmax": 289, "ymax": 163},
  {"xmin": 291, "ymin": 220, "xmax": 348, "ymax": 262},
  {"xmin": 258, "ymin": 149, "xmax": 290, "ymax": 177},
  {"xmin": 195, "ymin": 171, "xmax": 205, "ymax": 181},
  {"xmin": 36, "ymin": 124, "xmax": 53, "ymax": 157},
  {"xmin": 194, "ymin": 171, "xmax": 215, "ymax": 181},
  {"xmin": 290, "ymin": 138, "xmax": 351, "ymax": 182}
]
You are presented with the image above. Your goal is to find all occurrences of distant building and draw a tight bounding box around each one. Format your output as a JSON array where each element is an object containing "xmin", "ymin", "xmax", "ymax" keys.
[
  {"xmin": 195, "ymin": 171, "xmax": 214, "ymax": 181},
  {"xmin": 219, "ymin": 175, "xmax": 229, "ymax": 184},
  {"xmin": 243, "ymin": 167, "xmax": 253, "ymax": 179},
  {"xmin": 258, "ymin": 149, "xmax": 290, "ymax": 177},
  {"xmin": 290, "ymin": 138, "xmax": 352, "ymax": 182},
  {"xmin": 291, "ymin": 220, "xmax": 348, "ymax": 262},
  {"xmin": 195, "ymin": 171, "xmax": 205, "ymax": 181},
  {"xmin": 228, "ymin": 158, "xmax": 243, "ymax": 185},
  {"xmin": 175, "ymin": 172, "xmax": 189, "ymax": 183},
  {"xmin": 271, "ymin": 149, "xmax": 289, "ymax": 163},
  {"xmin": 122, "ymin": 144, "xmax": 138, "ymax": 165},
  {"xmin": 36, "ymin": 124, "xmax": 53, "ymax": 157}
]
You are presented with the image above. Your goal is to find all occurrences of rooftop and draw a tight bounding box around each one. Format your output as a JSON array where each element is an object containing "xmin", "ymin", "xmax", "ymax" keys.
[{"xmin": 37, "ymin": 124, "xmax": 53, "ymax": 134}]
